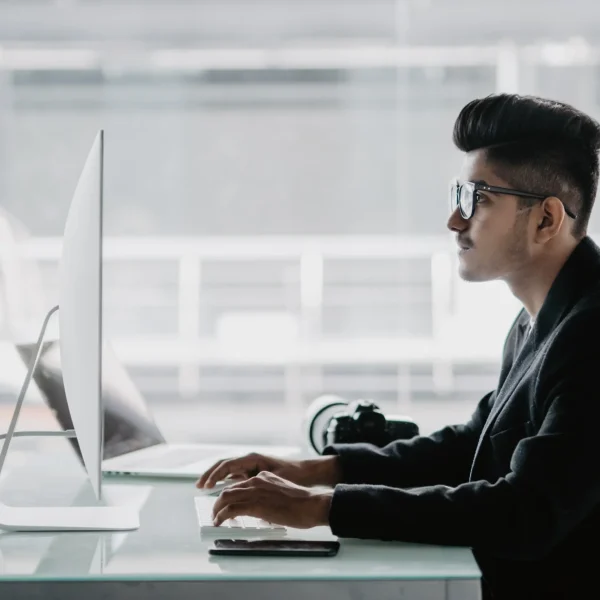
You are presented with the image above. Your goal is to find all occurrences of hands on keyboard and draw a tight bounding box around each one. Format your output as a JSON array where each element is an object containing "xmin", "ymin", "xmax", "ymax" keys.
[
  {"xmin": 194, "ymin": 479, "xmax": 239, "ymax": 497},
  {"xmin": 194, "ymin": 496, "xmax": 286, "ymax": 536}
]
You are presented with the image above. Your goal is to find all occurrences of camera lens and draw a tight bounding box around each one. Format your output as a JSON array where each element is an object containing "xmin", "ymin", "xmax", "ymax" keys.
[{"xmin": 303, "ymin": 394, "xmax": 348, "ymax": 454}]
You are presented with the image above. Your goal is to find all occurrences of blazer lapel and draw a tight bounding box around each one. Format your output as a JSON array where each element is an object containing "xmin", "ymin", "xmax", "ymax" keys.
[{"xmin": 468, "ymin": 325, "xmax": 536, "ymax": 480}]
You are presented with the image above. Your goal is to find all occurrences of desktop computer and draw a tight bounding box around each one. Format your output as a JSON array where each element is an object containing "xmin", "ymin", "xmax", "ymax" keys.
[{"xmin": 0, "ymin": 131, "xmax": 139, "ymax": 531}]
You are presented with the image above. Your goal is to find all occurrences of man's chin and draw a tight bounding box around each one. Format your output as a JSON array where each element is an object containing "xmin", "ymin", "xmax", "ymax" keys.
[
  {"xmin": 457, "ymin": 260, "xmax": 490, "ymax": 282},
  {"xmin": 458, "ymin": 268, "xmax": 475, "ymax": 282}
]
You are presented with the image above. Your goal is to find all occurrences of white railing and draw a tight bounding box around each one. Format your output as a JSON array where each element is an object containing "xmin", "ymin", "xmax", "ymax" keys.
[
  {"xmin": 0, "ymin": 40, "xmax": 597, "ymax": 72},
  {"xmin": 1, "ymin": 233, "xmax": 537, "ymax": 408}
]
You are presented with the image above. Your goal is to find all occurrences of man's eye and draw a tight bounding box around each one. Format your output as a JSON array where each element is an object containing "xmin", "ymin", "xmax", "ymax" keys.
[{"xmin": 475, "ymin": 192, "xmax": 487, "ymax": 203}]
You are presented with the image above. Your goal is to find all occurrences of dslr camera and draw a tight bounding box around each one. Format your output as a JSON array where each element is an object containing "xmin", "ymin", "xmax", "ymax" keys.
[{"xmin": 304, "ymin": 395, "xmax": 419, "ymax": 454}]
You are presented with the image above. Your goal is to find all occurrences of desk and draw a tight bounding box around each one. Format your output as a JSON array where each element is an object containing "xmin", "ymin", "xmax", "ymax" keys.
[{"xmin": 0, "ymin": 448, "xmax": 481, "ymax": 600}]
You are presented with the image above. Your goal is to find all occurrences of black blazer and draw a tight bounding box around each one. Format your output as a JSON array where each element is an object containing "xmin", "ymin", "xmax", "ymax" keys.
[{"xmin": 324, "ymin": 235, "xmax": 600, "ymax": 599}]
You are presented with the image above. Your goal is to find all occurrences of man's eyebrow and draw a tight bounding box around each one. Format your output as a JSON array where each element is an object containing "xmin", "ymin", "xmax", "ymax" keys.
[{"xmin": 472, "ymin": 179, "xmax": 490, "ymax": 186}]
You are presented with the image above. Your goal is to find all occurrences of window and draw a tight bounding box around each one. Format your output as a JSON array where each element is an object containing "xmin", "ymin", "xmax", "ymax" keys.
[{"xmin": 0, "ymin": 1, "xmax": 598, "ymax": 455}]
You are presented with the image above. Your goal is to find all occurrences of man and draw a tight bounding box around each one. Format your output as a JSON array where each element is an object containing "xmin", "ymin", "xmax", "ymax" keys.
[{"xmin": 197, "ymin": 94, "xmax": 600, "ymax": 599}]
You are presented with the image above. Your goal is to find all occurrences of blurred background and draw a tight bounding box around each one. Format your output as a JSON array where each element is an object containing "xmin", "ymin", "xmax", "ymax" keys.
[{"xmin": 0, "ymin": 0, "xmax": 599, "ymax": 451}]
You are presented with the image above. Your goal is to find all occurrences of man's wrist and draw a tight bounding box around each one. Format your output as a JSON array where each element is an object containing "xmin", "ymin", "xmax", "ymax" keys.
[
  {"xmin": 311, "ymin": 489, "xmax": 334, "ymax": 526},
  {"xmin": 305, "ymin": 456, "xmax": 342, "ymax": 487}
]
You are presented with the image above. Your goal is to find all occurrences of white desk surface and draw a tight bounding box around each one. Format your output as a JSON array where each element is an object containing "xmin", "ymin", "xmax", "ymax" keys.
[{"xmin": 0, "ymin": 445, "xmax": 481, "ymax": 599}]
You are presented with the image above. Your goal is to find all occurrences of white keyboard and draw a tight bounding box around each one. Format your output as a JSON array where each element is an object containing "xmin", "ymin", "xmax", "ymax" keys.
[{"xmin": 194, "ymin": 496, "xmax": 286, "ymax": 536}]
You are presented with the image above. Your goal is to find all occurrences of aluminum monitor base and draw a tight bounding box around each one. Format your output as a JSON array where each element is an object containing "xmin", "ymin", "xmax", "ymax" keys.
[{"xmin": 0, "ymin": 504, "xmax": 139, "ymax": 532}]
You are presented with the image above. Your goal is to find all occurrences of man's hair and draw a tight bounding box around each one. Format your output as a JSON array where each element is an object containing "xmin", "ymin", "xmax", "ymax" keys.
[{"xmin": 453, "ymin": 94, "xmax": 600, "ymax": 239}]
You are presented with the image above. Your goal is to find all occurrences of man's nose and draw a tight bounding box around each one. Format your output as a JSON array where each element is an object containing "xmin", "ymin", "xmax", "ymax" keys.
[{"xmin": 446, "ymin": 207, "xmax": 468, "ymax": 233}]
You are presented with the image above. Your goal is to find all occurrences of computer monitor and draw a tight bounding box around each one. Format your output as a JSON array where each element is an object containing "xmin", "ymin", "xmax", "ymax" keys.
[
  {"xmin": 59, "ymin": 129, "xmax": 104, "ymax": 500},
  {"xmin": 0, "ymin": 131, "xmax": 139, "ymax": 531}
]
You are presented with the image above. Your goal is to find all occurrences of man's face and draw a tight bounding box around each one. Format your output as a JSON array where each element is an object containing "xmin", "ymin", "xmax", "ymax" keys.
[{"xmin": 447, "ymin": 149, "xmax": 533, "ymax": 282}]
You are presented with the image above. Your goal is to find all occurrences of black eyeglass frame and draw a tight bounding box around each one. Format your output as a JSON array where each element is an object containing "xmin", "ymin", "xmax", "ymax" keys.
[{"xmin": 449, "ymin": 178, "xmax": 578, "ymax": 220}]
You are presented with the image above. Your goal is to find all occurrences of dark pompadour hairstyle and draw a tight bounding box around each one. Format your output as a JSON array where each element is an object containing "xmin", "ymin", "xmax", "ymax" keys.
[{"xmin": 453, "ymin": 94, "xmax": 600, "ymax": 239}]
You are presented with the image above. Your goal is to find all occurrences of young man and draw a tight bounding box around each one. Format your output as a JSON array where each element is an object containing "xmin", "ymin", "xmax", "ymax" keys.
[{"xmin": 197, "ymin": 94, "xmax": 600, "ymax": 599}]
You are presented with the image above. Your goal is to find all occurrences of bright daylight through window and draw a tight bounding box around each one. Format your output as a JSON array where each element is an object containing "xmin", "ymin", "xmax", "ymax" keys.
[{"xmin": 0, "ymin": 0, "xmax": 598, "ymax": 454}]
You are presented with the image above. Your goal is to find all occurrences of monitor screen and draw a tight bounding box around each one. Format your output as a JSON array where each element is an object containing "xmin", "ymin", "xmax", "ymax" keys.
[{"xmin": 16, "ymin": 341, "xmax": 165, "ymax": 460}]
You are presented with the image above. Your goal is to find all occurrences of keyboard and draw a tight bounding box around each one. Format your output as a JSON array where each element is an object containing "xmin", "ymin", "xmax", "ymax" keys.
[{"xmin": 194, "ymin": 496, "xmax": 286, "ymax": 536}]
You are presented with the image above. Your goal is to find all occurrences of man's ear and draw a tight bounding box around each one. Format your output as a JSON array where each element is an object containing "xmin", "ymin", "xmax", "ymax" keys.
[{"xmin": 535, "ymin": 197, "xmax": 564, "ymax": 239}]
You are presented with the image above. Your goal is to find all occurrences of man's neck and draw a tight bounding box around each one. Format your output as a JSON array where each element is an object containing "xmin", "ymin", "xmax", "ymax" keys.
[{"xmin": 505, "ymin": 239, "xmax": 579, "ymax": 320}]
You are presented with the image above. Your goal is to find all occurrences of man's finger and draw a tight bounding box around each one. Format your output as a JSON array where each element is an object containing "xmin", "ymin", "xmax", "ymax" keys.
[
  {"xmin": 202, "ymin": 459, "xmax": 244, "ymax": 489},
  {"xmin": 213, "ymin": 502, "xmax": 252, "ymax": 526},
  {"xmin": 196, "ymin": 458, "xmax": 227, "ymax": 488},
  {"xmin": 256, "ymin": 470, "xmax": 282, "ymax": 482},
  {"xmin": 222, "ymin": 477, "xmax": 257, "ymax": 491},
  {"xmin": 223, "ymin": 473, "xmax": 277, "ymax": 492},
  {"xmin": 212, "ymin": 486, "xmax": 254, "ymax": 518},
  {"xmin": 225, "ymin": 470, "xmax": 247, "ymax": 479}
]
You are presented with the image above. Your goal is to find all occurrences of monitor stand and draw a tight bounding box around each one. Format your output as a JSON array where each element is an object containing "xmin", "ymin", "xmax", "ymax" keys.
[{"xmin": 0, "ymin": 306, "xmax": 139, "ymax": 532}]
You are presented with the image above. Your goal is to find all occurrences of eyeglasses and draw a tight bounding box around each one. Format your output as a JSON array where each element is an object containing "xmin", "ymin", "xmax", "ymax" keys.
[{"xmin": 449, "ymin": 178, "xmax": 578, "ymax": 221}]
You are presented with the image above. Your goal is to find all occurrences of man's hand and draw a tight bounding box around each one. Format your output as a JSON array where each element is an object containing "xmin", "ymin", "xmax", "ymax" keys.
[
  {"xmin": 211, "ymin": 471, "xmax": 333, "ymax": 529},
  {"xmin": 196, "ymin": 452, "xmax": 341, "ymax": 490}
]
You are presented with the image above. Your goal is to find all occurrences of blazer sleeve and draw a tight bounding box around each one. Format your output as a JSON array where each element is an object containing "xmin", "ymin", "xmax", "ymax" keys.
[
  {"xmin": 327, "ymin": 312, "xmax": 600, "ymax": 561},
  {"xmin": 322, "ymin": 390, "xmax": 495, "ymax": 489},
  {"xmin": 322, "ymin": 311, "xmax": 524, "ymax": 490}
]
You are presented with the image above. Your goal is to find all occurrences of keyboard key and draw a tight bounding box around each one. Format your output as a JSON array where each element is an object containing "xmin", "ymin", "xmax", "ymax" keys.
[{"xmin": 194, "ymin": 496, "xmax": 286, "ymax": 536}]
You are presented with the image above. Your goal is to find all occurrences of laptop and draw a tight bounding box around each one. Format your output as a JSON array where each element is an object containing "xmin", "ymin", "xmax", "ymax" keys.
[{"xmin": 15, "ymin": 340, "xmax": 299, "ymax": 479}]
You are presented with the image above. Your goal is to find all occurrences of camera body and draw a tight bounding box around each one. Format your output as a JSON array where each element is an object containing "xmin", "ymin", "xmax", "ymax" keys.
[
  {"xmin": 304, "ymin": 394, "xmax": 419, "ymax": 453},
  {"xmin": 324, "ymin": 399, "xmax": 419, "ymax": 448}
]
